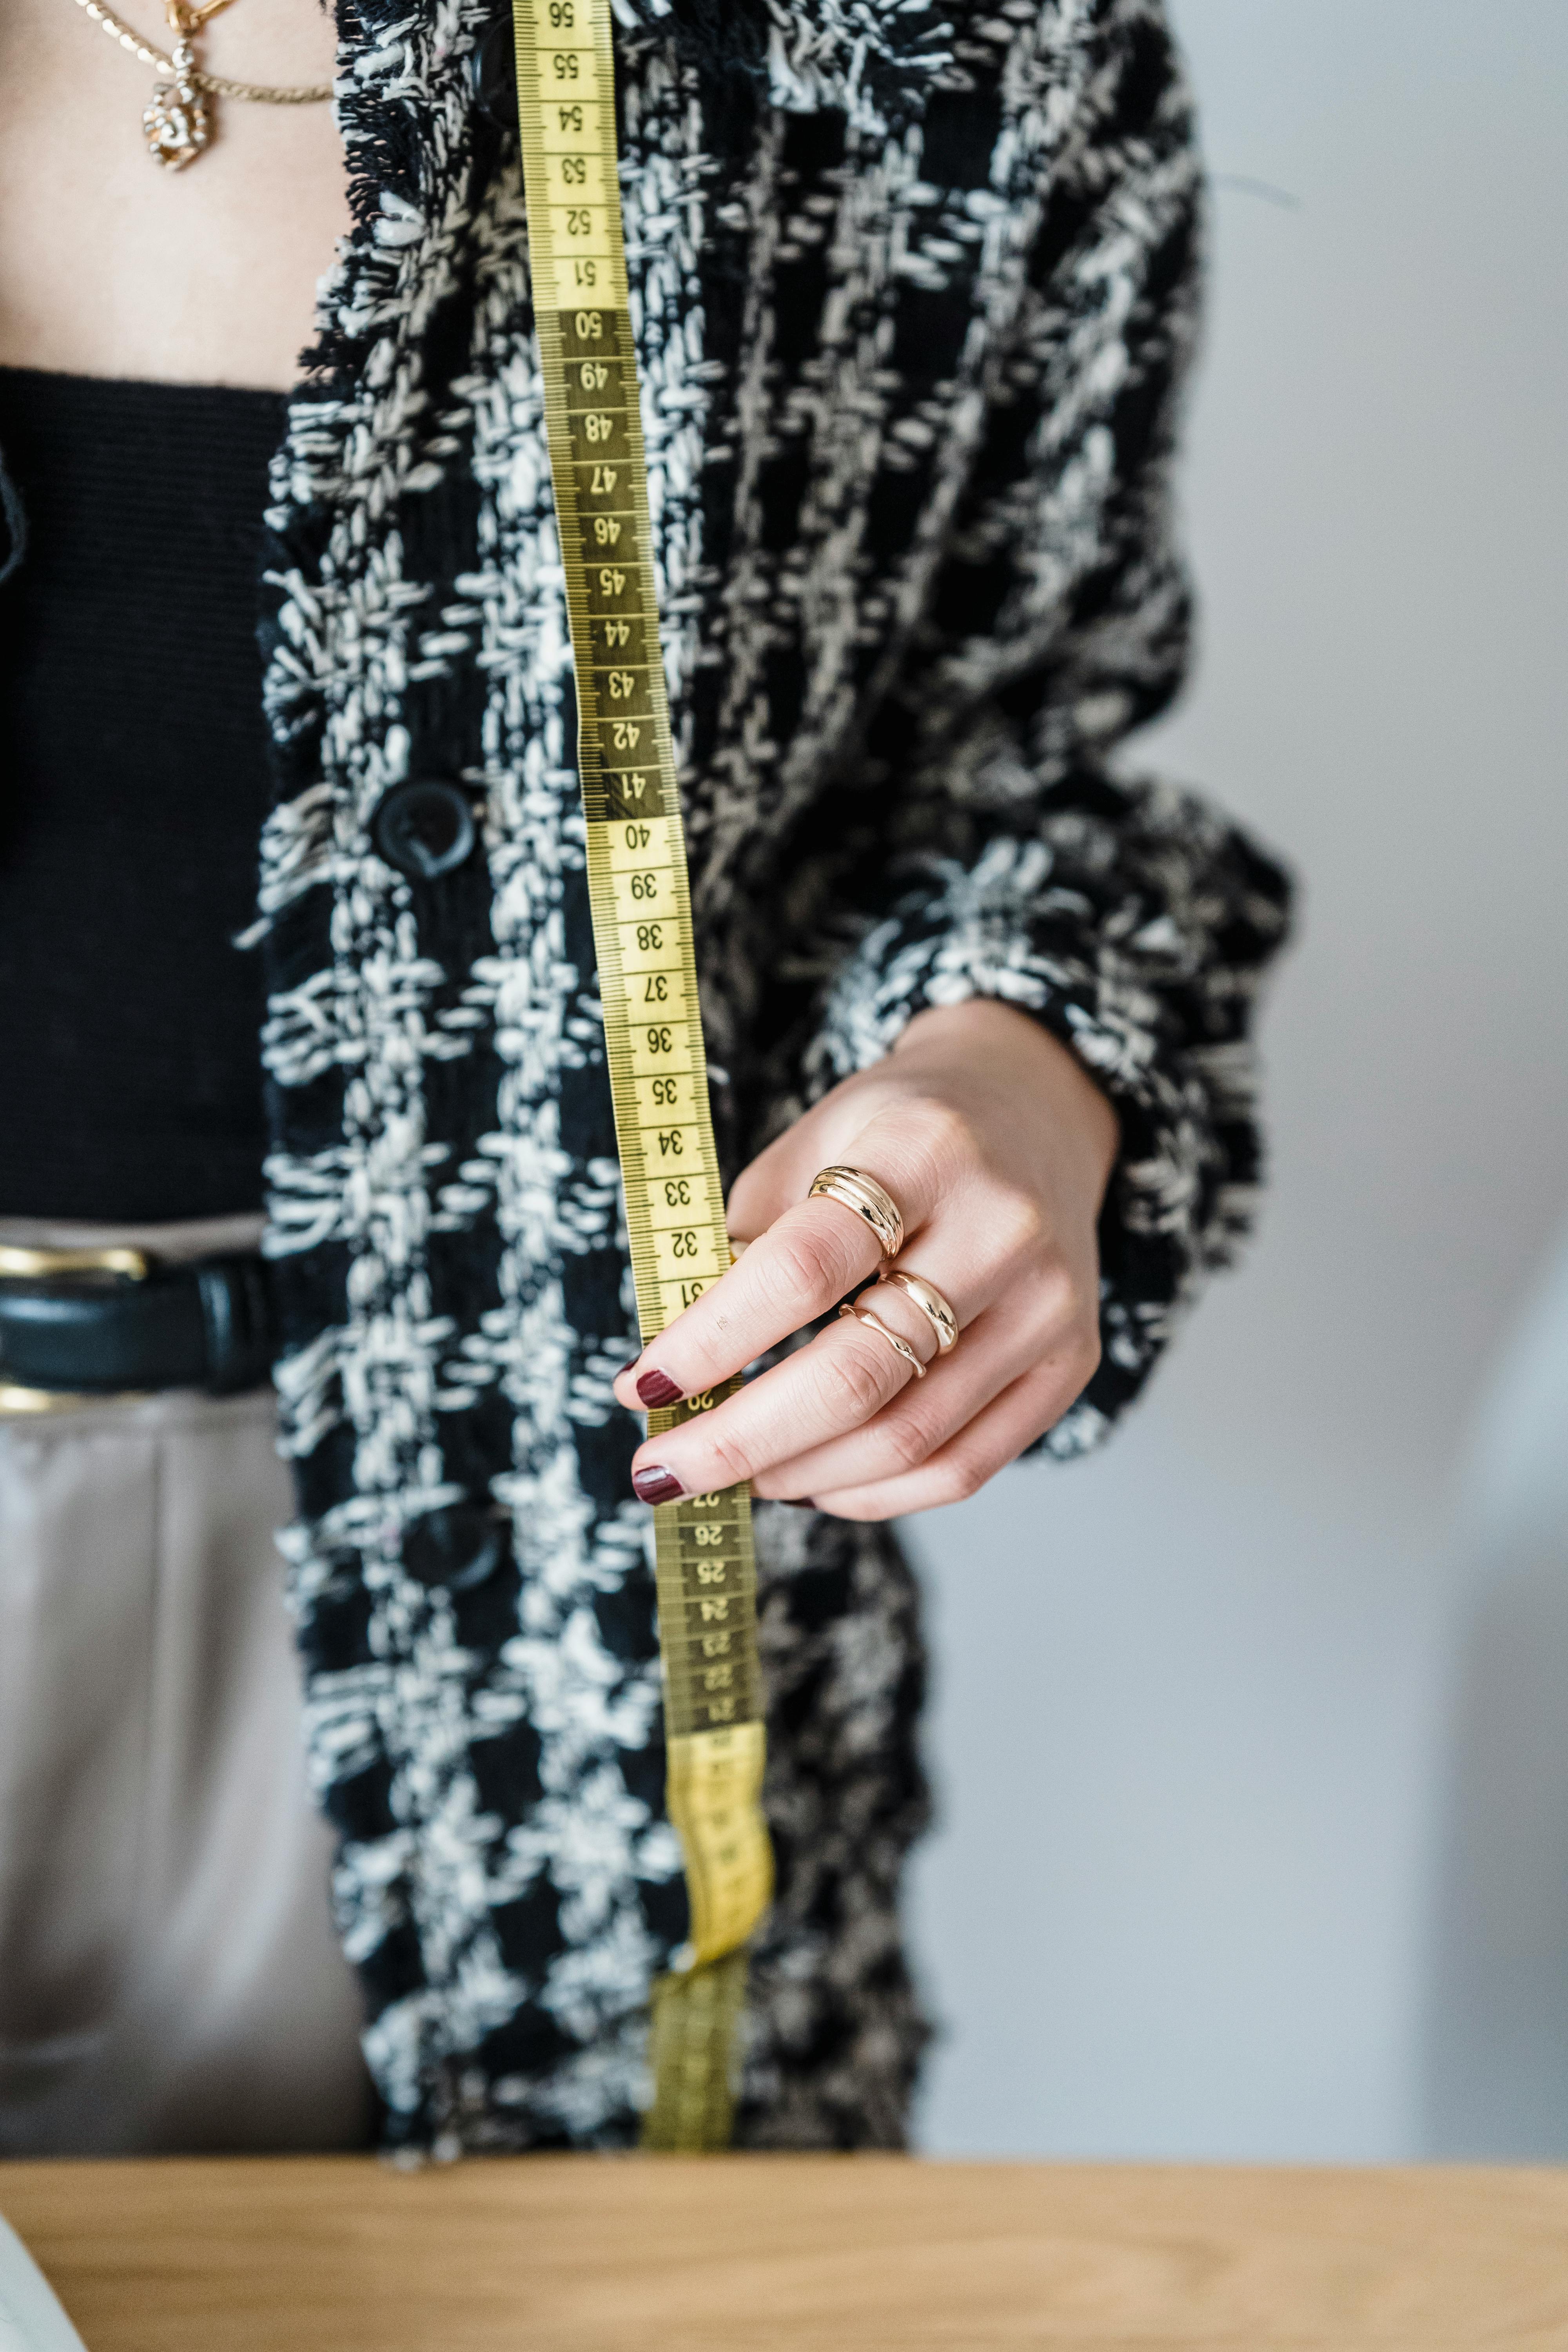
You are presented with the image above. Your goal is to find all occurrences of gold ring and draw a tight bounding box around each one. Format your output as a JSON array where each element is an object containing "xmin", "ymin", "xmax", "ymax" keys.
[
  {"xmin": 838, "ymin": 1301, "xmax": 926, "ymax": 1378},
  {"xmin": 877, "ymin": 1268, "xmax": 959, "ymax": 1355},
  {"xmin": 808, "ymin": 1165, "xmax": 905, "ymax": 1260}
]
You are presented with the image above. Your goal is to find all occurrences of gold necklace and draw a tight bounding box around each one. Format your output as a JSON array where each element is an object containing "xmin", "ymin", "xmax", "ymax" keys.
[{"xmin": 71, "ymin": 0, "xmax": 332, "ymax": 172}]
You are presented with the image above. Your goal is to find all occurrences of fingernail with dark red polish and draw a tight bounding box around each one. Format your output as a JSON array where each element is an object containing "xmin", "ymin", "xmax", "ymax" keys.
[
  {"xmin": 782, "ymin": 1498, "xmax": 816, "ymax": 1510},
  {"xmin": 633, "ymin": 1465, "xmax": 685, "ymax": 1505},
  {"xmin": 636, "ymin": 1367, "xmax": 684, "ymax": 1408}
]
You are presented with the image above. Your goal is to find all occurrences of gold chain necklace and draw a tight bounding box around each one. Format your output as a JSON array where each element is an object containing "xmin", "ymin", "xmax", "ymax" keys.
[{"xmin": 71, "ymin": 0, "xmax": 332, "ymax": 171}]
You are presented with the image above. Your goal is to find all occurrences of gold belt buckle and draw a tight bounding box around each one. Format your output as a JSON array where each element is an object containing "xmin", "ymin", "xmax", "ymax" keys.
[{"xmin": 0, "ymin": 1243, "xmax": 152, "ymax": 1417}]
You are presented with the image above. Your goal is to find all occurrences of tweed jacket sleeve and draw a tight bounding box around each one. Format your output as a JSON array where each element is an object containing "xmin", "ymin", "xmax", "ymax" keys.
[{"xmin": 751, "ymin": 15, "xmax": 1293, "ymax": 1457}]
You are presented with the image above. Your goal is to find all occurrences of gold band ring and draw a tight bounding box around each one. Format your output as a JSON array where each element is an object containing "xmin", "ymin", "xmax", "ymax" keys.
[
  {"xmin": 808, "ymin": 1165, "xmax": 905, "ymax": 1260},
  {"xmin": 838, "ymin": 1301, "xmax": 927, "ymax": 1379},
  {"xmin": 877, "ymin": 1268, "xmax": 959, "ymax": 1356}
]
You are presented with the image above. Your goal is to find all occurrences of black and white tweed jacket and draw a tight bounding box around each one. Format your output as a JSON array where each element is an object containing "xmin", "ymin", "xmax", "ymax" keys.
[{"xmin": 255, "ymin": 0, "xmax": 1290, "ymax": 2153}]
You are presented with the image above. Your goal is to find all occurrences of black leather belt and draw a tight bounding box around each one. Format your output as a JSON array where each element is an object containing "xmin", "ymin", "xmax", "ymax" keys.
[{"xmin": 0, "ymin": 1244, "xmax": 276, "ymax": 1406}]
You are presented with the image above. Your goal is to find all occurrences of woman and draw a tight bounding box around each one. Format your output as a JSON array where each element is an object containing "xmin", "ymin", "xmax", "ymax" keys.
[{"xmin": 0, "ymin": 0, "xmax": 1290, "ymax": 2155}]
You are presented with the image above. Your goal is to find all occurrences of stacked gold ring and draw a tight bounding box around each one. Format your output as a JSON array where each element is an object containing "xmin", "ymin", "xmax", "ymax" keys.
[
  {"xmin": 838, "ymin": 1301, "xmax": 926, "ymax": 1378},
  {"xmin": 808, "ymin": 1165, "xmax": 905, "ymax": 1260},
  {"xmin": 876, "ymin": 1267, "xmax": 959, "ymax": 1356}
]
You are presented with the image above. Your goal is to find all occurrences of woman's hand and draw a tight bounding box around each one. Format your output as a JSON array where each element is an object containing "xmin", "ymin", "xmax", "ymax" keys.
[{"xmin": 612, "ymin": 999, "xmax": 1121, "ymax": 1519}]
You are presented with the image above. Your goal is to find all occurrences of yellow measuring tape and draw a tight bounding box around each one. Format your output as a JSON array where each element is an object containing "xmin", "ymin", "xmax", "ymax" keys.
[{"xmin": 510, "ymin": 0, "xmax": 773, "ymax": 2151}]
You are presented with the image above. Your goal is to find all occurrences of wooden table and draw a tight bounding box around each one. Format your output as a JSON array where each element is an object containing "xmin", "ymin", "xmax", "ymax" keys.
[{"xmin": 3, "ymin": 2158, "xmax": 1566, "ymax": 2351}]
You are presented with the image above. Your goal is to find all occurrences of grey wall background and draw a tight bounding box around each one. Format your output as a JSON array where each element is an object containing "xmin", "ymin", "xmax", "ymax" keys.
[{"xmin": 907, "ymin": 0, "xmax": 1568, "ymax": 2160}]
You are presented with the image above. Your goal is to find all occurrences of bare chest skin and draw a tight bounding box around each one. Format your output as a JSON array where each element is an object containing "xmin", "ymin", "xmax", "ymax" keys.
[{"xmin": 0, "ymin": 0, "xmax": 350, "ymax": 388}]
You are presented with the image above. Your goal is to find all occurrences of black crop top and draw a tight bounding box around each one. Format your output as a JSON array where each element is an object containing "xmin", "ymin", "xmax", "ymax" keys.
[{"xmin": 0, "ymin": 367, "xmax": 285, "ymax": 1221}]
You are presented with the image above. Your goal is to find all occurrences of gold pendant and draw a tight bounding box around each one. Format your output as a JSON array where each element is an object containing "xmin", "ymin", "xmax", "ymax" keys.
[{"xmin": 144, "ymin": 36, "xmax": 210, "ymax": 169}]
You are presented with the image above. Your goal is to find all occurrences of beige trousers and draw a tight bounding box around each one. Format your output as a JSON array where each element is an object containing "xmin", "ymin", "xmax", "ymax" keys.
[{"xmin": 0, "ymin": 1216, "xmax": 370, "ymax": 2155}]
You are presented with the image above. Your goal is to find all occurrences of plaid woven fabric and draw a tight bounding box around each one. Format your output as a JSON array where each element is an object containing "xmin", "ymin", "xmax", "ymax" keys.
[{"xmin": 249, "ymin": 0, "xmax": 1291, "ymax": 2151}]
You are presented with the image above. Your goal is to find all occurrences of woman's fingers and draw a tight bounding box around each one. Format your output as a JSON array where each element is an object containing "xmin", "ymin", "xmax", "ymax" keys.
[
  {"xmin": 615, "ymin": 1197, "xmax": 880, "ymax": 1420},
  {"xmin": 627, "ymin": 1285, "xmax": 940, "ymax": 1503},
  {"xmin": 750, "ymin": 1279, "xmax": 1058, "ymax": 1502},
  {"xmin": 809, "ymin": 1348, "xmax": 1094, "ymax": 1521},
  {"xmin": 612, "ymin": 1102, "xmax": 964, "ymax": 1415},
  {"xmin": 630, "ymin": 1243, "xmax": 1097, "ymax": 1507}
]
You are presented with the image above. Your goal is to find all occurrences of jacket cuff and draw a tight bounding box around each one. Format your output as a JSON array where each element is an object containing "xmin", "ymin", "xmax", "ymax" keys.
[{"xmin": 803, "ymin": 788, "xmax": 1292, "ymax": 1456}]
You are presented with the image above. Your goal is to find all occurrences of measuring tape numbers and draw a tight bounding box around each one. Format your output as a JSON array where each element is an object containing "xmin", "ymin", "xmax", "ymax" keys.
[{"xmin": 510, "ymin": 0, "xmax": 774, "ymax": 2152}]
